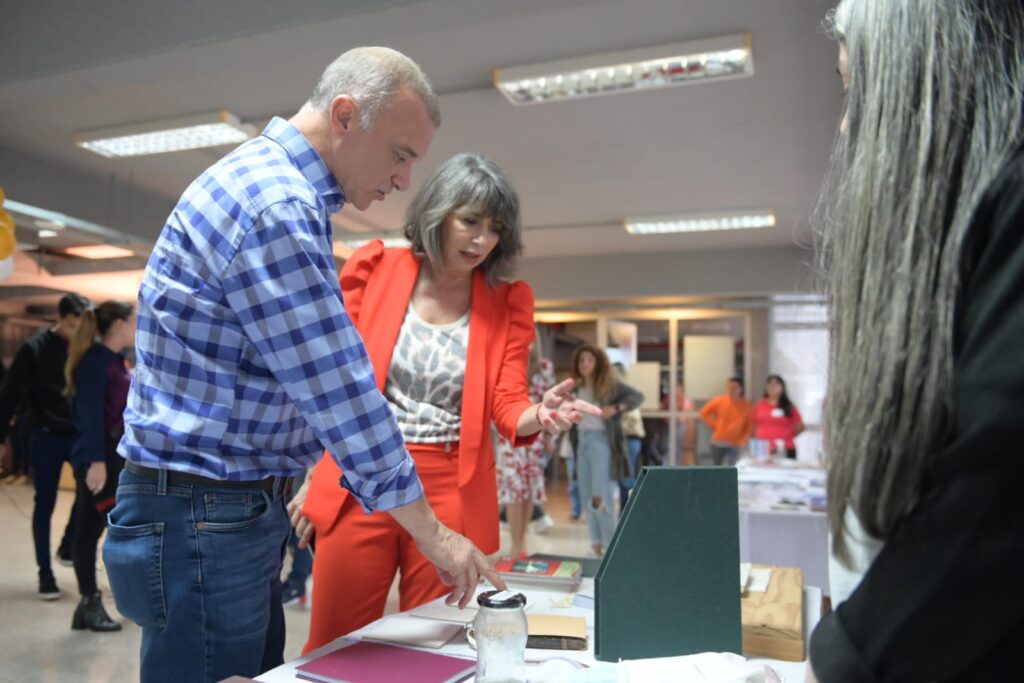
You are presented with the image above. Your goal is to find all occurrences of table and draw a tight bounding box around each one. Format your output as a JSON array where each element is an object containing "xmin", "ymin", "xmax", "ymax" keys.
[
  {"xmin": 737, "ymin": 460, "xmax": 831, "ymax": 595},
  {"xmin": 257, "ymin": 583, "xmax": 822, "ymax": 682}
]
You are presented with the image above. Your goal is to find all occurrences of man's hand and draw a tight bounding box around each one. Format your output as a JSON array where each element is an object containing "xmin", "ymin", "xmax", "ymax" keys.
[
  {"xmin": 538, "ymin": 378, "xmax": 603, "ymax": 434},
  {"xmin": 287, "ymin": 478, "xmax": 315, "ymax": 550},
  {"xmin": 86, "ymin": 461, "xmax": 107, "ymax": 495},
  {"xmin": 390, "ymin": 497, "xmax": 506, "ymax": 608}
]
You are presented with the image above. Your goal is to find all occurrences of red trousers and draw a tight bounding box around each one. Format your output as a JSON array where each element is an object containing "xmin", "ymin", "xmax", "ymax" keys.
[{"xmin": 303, "ymin": 443, "xmax": 465, "ymax": 653}]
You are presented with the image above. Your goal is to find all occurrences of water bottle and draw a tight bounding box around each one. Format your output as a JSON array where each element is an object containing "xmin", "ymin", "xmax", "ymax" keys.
[{"xmin": 473, "ymin": 589, "xmax": 528, "ymax": 683}]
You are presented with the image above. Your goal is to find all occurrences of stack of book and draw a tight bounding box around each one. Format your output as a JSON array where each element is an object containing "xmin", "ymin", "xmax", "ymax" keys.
[{"xmin": 494, "ymin": 557, "xmax": 583, "ymax": 589}]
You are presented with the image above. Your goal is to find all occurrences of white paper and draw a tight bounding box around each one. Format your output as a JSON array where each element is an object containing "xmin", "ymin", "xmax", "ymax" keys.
[
  {"xmin": 746, "ymin": 567, "xmax": 772, "ymax": 593},
  {"xmin": 407, "ymin": 600, "xmax": 479, "ymax": 624},
  {"xmin": 362, "ymin": 615, "xmax": 462, "ymax": 649}
]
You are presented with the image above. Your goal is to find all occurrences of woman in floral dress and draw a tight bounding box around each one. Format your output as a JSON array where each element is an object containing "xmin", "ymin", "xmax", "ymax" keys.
[{"xmin": 495, "ymin": 340, "xmax": 555, "ymax": 558}]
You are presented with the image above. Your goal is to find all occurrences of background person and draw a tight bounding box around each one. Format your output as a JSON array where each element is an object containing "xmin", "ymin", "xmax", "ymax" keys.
[
  {"xmin": 65, "ymin": 301, "xmax": 135, "ymax": 632},
  {"xmin": 566, "ymin": 345, "xmax": 644, "ymax": 557},
  {"xmin": 753, "ymin": 375, "xmax": 804, "ymax": 459},
  {"xmin": 0, "ymin": 292, "xmax": 90, "ymax": 599},
  {"xmin": 495, "ymin": 338, "xmax": 556, "ymax": 559},
  {"xmin": 699, "ymin": 377, "xmax": 754, "ymax": 466}
]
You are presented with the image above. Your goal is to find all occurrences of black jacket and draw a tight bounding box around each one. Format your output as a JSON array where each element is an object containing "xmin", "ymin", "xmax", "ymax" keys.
[
  {"xmin": 0, "ymin": 328, "xmax": 74, "ymax": 439},
  {"xmin": 809, "ymin": 152, "xmax": 1024, "ymax": 681}
]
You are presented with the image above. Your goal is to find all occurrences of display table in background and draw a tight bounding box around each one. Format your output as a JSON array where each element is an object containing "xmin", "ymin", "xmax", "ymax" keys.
[{"xmin": 737, "ymin": 460, "xmax": 830, "ymax": 595}]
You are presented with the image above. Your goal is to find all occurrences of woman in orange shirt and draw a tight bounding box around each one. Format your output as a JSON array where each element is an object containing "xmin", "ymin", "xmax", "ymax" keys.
[{"xmin": 296, "ymin": 153, "xmax": 598, "ymax": 652}]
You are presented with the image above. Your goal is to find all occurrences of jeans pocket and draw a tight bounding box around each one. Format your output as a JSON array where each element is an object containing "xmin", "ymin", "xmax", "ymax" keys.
[
  {"xmin": 200, "ymin": 491, "xmax": 271, "ymax": 532},
  {"xmin": 103, "ymin": 517, "xmax": 167, "ymax": 628}
]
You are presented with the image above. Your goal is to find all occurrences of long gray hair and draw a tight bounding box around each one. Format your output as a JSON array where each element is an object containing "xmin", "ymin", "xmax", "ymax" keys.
[
  {"xmin": 404, "ymin": 152, "xmax": 523, "ymax": 286},
  {"xmin": 820, "ymin": 0, "xmax": 1024, "ymax": 564},
  {"xmin": 307, "ymin": 46, "xmax": 441, "ymax": 129}
]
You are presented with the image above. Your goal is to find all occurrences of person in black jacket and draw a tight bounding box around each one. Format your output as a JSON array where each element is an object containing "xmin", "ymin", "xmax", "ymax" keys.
[
  {"xmin": 65, "ymin": 300, "xmax": 134, "ymax": 632},
  {"xmin": 809, "ymin": 2, "xmax": 1024, "ymax": 681},
  {"xmin": 0, "ymin": 292, "xmax": 90, "ymax": 599}
]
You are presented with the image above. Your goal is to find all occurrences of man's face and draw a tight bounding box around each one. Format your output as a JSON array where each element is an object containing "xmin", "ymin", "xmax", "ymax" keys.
[
  {"xmin": 326, "ymin": 87, "xmax": 435, "ymax": 211},
  {"xmin": 59, "ymin": 313, "xmax": 82, "ymax": 338},
  {"xmin": 728, "ymin": 380, "xmax": 743, "ymax": 399}
]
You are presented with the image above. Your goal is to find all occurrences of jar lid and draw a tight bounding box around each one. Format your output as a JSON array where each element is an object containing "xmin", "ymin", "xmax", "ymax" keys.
[{"xmin": 477, "ymin": 589, "xmax": 527, "ymax": 609}]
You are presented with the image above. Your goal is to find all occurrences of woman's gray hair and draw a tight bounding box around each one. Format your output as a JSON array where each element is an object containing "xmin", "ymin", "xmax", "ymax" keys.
[
  {"xmin": 404, "ymin": 153, "xmax": 523, "ymax": 286},
  {"xmin": 307, "ymin": 46, "xmax": 441, "ymax": 129},
  {"xmin": 818, "ymin": 0, "xmax": 1024, "ymax": 565}
]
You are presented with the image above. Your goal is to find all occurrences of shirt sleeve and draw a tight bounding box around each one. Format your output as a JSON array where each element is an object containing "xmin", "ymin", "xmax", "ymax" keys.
[
  {"xmin": 491, "ymin": 280, "xmax": 537, "ymax": 445},
  {"xmin": 809, "ymin": 165, "xmax": 1024, "ymax": 681},
  {"xmin": 220, "ymin": 199, "xmax": 423, "ymax": 513},
  {"xmin": 699, "ymin": 397, "xmax": 718, "ymax": 429},
  {"xmin": 72, "ymin": 354, "xmax": 108, "ymax": 464}
]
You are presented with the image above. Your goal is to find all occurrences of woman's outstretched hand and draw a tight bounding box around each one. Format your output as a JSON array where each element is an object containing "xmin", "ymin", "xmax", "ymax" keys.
[{"xmin": 538, "ymin": 378, "xmax": 603, "ymax": 433}]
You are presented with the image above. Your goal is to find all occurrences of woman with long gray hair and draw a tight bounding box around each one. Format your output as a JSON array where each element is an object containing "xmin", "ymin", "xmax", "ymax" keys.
[
  {"xmin": 809, "ymin": 1, "xmax": 1024, "ymax": 680},
  {"xmin": 297, "ymin": 152, "xmax": 600, "ymax": 651}
]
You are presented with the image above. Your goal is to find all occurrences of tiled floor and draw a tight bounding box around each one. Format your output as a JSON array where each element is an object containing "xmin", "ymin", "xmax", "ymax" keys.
[{"xmin": 0, "ymin": 475, "xmax": 592, "ymax": 683}]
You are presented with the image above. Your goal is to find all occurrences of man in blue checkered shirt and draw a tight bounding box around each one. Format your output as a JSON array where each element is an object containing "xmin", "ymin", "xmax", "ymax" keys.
[{"xmin": 102, "ymin": 47, "xmax": 504, "ymax": 683}]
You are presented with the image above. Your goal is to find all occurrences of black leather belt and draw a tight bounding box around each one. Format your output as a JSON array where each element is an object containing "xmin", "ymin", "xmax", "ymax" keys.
[{"xmin": 124, "ymin": 461, "xmax": 282, "ymax": 492}]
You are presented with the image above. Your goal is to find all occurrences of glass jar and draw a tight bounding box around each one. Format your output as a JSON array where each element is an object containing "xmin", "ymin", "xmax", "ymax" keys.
[{"xmin": 473, "ymin": 589, "xmax": 528, "ymax": 683}]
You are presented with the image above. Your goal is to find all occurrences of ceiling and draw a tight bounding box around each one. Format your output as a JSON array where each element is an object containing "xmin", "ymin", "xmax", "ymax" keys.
[{"xmin": 0, "ymin": 0, "xmax": 843, "ymax": 274}]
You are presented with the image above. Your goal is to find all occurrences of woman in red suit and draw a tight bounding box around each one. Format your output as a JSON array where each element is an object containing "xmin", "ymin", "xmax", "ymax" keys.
[{"xmin": 298, "ymin": 153, "xmax": 597, "ymax": 652}]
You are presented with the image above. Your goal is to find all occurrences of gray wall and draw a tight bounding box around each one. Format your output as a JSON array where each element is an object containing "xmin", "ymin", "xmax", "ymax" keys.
[{"xmin": 518, "ymin": 246, "xmax": 817, "ymax": 302}]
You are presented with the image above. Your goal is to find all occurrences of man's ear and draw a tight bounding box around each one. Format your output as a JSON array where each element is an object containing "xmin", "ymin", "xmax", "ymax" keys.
[{"xmin": 329, "ymin": 95, "xmax": 359, "ymax": 137}]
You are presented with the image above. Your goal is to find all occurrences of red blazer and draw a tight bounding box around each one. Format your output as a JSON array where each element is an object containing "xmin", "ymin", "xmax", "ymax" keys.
[{"xmin": 303, "ymin": 242, "xmax": 536, "ymax": 553}]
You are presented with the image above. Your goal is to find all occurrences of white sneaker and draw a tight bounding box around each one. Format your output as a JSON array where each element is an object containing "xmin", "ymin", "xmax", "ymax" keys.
[{"xmin": 531, "ymin": 514, "xmax": 555, "ymax": 535}]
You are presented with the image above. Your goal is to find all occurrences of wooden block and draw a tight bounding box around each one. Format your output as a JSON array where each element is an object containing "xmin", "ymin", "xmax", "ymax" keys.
[{"xmin": 741, "ymin": 565, "xmax": 804, "ymax": 661}]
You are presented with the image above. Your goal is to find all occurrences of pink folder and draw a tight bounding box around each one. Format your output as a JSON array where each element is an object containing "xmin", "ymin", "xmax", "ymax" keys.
[{"xmin": 295, "ymin": 640, "xmax": 475, "ymax": 683}]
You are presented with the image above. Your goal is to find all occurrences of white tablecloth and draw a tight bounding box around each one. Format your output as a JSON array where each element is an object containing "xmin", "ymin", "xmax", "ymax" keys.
[{"xmin": 257, "ymin": 584, "xmax": 822, "ymax": 682}]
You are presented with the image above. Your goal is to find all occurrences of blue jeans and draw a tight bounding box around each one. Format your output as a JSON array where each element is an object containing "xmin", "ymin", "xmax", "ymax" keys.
[
  {"xmin": 711, "ymin": 444, "xmax": 740, "ymax": 466},
  {"xmin": 103, "ymin": 467, "xmax": 290, "ymax": 683},
  {"xmin": 577, "ymin": 430, "xmax": 616, "ymax": 548},
  {"xmin": 617, "ymin": 436, "xmax": 644, "ymax": 511},
  {"xmin": 566, "ymin": 456, "xmax": 581, "ymax": 518},
  {"xmin": 30, "ymin": 427, "xmax": 75, "ymax": 577}
]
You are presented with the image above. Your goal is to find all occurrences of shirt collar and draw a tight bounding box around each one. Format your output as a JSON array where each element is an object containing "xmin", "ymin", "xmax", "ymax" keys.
[{"xmin": 261, "ymin": 117, "xmax": 346, "ymax": 212}]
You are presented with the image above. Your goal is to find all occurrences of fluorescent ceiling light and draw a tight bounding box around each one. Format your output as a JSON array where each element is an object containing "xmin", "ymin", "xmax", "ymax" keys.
[
  {"xmin": 494, "ymin": 33, "xmax": 752, "ymax": 105},
  {"xmin": 63, "ymin": 245, "xmax": 135, "ymax": 260},
  {"xmin": 74, "ymin": 110, "xmax": 255, "ymax": 158},
  {"xmin": 37, "ymin": 229, "xmax": 59, "ymax": 239},
  {"xmin": 625, "ymin": 210, "xmax": 776, "ymax": 235}
]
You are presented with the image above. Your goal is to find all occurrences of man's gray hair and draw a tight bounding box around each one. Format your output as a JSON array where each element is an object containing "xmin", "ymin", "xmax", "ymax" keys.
[
  {"xmin": 404, "ymin": 153, "xmax": 523, "ymax": 286},
  {"xmin": 818, "ymin": 0, "xmax": 1024, "ymax": 565},
  {"xmin": 308, "ymin": 46, "xmax": 441, "ymax": 129}
]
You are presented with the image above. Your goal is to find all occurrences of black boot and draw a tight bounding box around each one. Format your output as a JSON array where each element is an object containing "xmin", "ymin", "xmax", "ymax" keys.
[{"xmin": 71, "ymin": 592, "xmax": 122, "ymax": 632}]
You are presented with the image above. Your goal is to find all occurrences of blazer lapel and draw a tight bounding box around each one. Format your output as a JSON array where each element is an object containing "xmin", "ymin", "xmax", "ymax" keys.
[
  {"xmin": 459, "ymin": 270, "xmax": 493, "ymax": 487},
  {"xmin": 361, "ymin": 249, "xmax": 419, "ymax": 394}
]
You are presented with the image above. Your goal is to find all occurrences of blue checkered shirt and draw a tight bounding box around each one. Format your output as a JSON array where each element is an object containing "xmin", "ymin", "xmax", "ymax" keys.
[{"xmin": 119, "ymin": 117, "xmax": 423, "ymax": 512}]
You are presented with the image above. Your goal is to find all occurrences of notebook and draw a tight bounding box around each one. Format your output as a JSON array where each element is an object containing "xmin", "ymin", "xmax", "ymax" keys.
[
  {"xmin": 295, "ymin": 640, "xmax": 475, "ymax": 683},
  {"xmin": 362, "ymin": 617, "xmax": 462, "ymax": 649}
]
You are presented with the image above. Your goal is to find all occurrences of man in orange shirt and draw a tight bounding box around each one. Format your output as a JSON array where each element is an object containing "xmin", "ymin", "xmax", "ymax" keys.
[{"xmin": 699, "ymin": 377, "xmax": 754, "ymax": 465}]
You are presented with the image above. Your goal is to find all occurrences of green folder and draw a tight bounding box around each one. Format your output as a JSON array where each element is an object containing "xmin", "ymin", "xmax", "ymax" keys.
[{"xmin": 594, "ymin": 466, "xmax": 741, "ymax": 661}]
